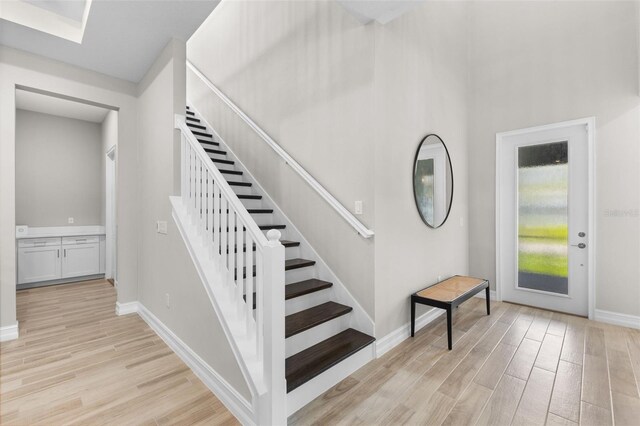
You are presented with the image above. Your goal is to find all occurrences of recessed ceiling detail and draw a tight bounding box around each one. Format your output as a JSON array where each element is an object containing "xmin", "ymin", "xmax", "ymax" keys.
[
  {"xmin": 0, "ymin": 0, "xmax": 221, "ymax": 82},
  {"xmin": 0, "ymin": 0, "xmax": 92, "ymax": 43}
]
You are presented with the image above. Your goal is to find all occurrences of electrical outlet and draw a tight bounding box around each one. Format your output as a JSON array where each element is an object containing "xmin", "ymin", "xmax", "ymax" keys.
[
  {"xmin": 165, "ymin": 293, "xmax": 170, "ymax": 309},
  {"xmin": 438, "ymin": 275, "xmax": 442, "ymax": 282},
  {"xmin": 354, "ymin": 200, "xmax": 363, "ymax": 215},
  {"xmin": 157, "ymin": 221, "xmax": 167, "ymax": 234},
  {"xmin": 68, "ymin": 217, "xmax": 74, "ymax": 224}
]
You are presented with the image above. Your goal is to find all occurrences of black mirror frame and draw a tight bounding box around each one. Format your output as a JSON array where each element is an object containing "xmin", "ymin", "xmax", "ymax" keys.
[{"xmin": 412, "ymin": 133, "xmax": 454, "ymax": 229}]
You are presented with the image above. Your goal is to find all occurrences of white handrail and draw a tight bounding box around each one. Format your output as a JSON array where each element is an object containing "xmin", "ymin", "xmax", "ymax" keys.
[{"xmin": 187, "ymin": 60, "xmax": 375, "ymax": 239}]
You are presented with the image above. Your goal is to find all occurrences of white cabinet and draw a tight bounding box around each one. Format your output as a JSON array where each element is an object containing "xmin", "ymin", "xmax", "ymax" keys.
[
  {"xmin": 62, "ymin": 237, "xmax": 100, "ymax": 278},
  {"xmin": 17, "ymin": 234, "xmax": 104, "ymax": 285},
  {"xmin": 17, "ymin": 238, "xmax": 62, "ymax": 284}
]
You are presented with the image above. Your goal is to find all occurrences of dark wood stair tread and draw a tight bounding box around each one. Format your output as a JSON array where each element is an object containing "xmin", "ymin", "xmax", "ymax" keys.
[
  {"xmin": 186, "ymin": 116, "xmax": 199, "ymax": 122},
  {"xmin": 228, "ymin": 181, "xmax": 252, "ymax": 187},
  {"xmin": 211, "ymin": 158, "xmax": 234, "ymax": 165},
  {"xmin": 199, "ymin": 140, "xmax": 219, "ymax": 146},
  {"xmin": 220, "ymin": 169, "xmax": 242, "ymax": 176},
  {"xmin": 285, "ymin": 302, "xmax": 352, "ymax": 338},
  {"xmin": 204, "ymin": 148, "xmax": 226, "ymax": 155},
  {"xmin": 285, "ymin": 328, "xmax": 375, "ymax": 392},
  {"xmin": 238, "ymin": 194, "xmax": 261, "ymax": 200},
  {"xmin": 191, "ymin": 130, "xmax": 214, "ymax": 138},
  {"xmin": 186, "ymin": 111, "xmax": 195, "ymax": 116},
  {"xmin": 235, "ymin": 257, "xmax": 315, "ymax": 279},
  {"xmin": 228, "ymin": 240, "xmax": 298, "ymax": 253},
  {"xmin": 188, "ymin": 123, "xmax": 206, "ymax": 131},
  {"xmin": 286, "ymin": 279, "xmax": 332, "ymax": 300},
  {"xmin": 244, "ymin": 277, "xmax": 331, "ymax": 309},
  {"xmin": 284, "ymin": 258, "xmax": 315, "ymax": 270}
]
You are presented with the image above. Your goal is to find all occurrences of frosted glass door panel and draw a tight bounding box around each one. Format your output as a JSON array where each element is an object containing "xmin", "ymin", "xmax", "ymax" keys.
[{"xmin": 517, "ymin": 142, "xmax": 568, "ymax": 295}]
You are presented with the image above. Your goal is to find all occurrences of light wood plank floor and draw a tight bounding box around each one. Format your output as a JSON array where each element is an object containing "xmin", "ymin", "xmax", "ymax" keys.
[
  {"xmin": 291, "ymin": 298, "xmax": 640, "ymax": 425},
  {"xmin": 0, "ymin": 279, "xmax": 238, "ymax": 425}
]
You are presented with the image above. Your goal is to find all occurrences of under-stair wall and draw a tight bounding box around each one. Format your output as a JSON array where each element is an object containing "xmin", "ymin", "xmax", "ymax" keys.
[{"xmin": 135, "ymin": 39, "xmax": 253, "ymax": 416}]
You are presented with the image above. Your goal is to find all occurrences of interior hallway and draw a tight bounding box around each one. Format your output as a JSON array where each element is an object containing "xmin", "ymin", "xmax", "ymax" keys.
[
  {"xmin": 0, "ymin": 280, "xmax": 237, "ymax": 425},
  {"xmin": 291, "ymin": 298, "xmax": 640, "ymax": 425}
]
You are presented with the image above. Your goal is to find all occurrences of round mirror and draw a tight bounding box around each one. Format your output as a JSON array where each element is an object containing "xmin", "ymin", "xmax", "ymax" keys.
[{"xmin": 413, "ymin": 134, "xmax": 454, "ymax": 228}]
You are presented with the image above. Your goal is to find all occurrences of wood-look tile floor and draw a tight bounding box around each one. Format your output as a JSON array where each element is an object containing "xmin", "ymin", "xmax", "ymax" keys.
[
  {"xmin": 291, "ymin": 298, "xmax": 640, "ymax": 426},
  {"xmin": 0, "ymin": 279, "xmax": 238, "ymax": 425}
]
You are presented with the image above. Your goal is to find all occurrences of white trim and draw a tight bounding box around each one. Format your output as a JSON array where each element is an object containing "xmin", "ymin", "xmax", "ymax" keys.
[
  {"xmin": 115, "ymin": 301, "xmax": 139, "ymax": 316},
  {"xmin": 495, "ymin": 117, "xmax": 596, "ymax": 319},
  {"xmin": 474, "ymin": 289, "xmax": 497, "ymax": 301},
  {"xmin": 375, "ymin": 308, "xmax": 444, "ymax": 358},
  {"xmin": 186, "ymin": 61, "xmax": 374, "ymax": 239},
  {"xmin": 135, "ymin": 304, "xmax": 255, "ymax": 425},
  {"xmin": 112, "ymin": 301, "xmax": 255, "ymax": 424},
  {"xmin": 0, "ymin": 323, "xmax": 19, "ymax": 342},
  {"xmin": 594, "ymin": 309, "xmax": 640, "ymax": 330}
]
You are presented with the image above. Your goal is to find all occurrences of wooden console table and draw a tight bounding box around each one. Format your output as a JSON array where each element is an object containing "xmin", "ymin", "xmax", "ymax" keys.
[{"xmin": 411, "ymin": 275, "xmax": 490, "ymax": 350}]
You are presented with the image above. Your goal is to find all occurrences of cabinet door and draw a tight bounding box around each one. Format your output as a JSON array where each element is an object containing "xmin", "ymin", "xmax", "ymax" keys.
[
  {"xmin": 18, "ymin": 246, "xmax": 62, "ymax": 284},
  {"xmin": 62, "ymin": 244, "xmax": 100, "ymax": 278}
]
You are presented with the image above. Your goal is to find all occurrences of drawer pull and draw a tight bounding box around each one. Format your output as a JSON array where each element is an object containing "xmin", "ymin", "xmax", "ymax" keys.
[{"xmin": 57, "ymin": 249, "xmax": 60, "ymax": 258}]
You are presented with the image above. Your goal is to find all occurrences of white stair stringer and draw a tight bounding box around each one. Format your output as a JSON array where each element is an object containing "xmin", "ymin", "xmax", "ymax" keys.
[{"xmin": 170, "ymin": 196, "xmax": 266, "ymax": 405}]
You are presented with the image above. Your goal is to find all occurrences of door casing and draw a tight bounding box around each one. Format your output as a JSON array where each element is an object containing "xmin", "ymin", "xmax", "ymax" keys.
[{"xmin": 495, "ymin": 117, "xmax": 596, "ymax": 319}]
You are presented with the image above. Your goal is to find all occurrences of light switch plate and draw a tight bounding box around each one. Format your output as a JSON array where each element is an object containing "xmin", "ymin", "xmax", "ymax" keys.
[
  {"xmin": 354, "ymin": 200, "xmax": 363, "ymax": 215},
  {"xmin": 156, "ymin": 221, "xmax": 168, "ymax": 234}
]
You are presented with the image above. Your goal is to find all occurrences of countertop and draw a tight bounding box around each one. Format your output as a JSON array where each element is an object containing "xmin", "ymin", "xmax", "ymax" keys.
[{"xmin": 16, "ymin": 226, "xmax": 106, "ymax": 240}]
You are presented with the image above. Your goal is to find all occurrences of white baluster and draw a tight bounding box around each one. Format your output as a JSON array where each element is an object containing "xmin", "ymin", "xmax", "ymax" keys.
[
  {"xmin": 245, "ymin": 232, "xmax": 254, "ymax": 336},
  {"xmin": 213, "ymin": 184, "xmax": 220, "ymax": 257},
  {"xmin": 236, "ymin": 218, "xmax": 244, "ymax": 319},
  {"xmin": 207, "ymin": 173, "xmax": 214, "ymax": 255},
  {"xmin": 221, "ymin": 196, "xmax": 227, "ymax": 274},
  {"xmin": 181, "ymin": 134, "xmax": 186, "ymax": 200},
  {"xmin": 256, "ymin": 253, "xmax": 263, "ymax": 361},
  {"xmin": 228, "ymin": 211, "xmax": 236, "ymax": 297}
]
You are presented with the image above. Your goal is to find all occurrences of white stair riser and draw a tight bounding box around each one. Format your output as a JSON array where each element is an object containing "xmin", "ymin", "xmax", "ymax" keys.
[
  {"xmin": 285, "ymin": 288, "xmax": 332, "ymax": 316},
  {"xmin": 247, "ymin": 213, "xmax": 274, "ymax": 227},
  {"xmin": 286, "ymin": 344, "xmax": 375, "ymax": 417},
  {"xmin": 283, "ymin": 266, "xmax": 316, "ymax": 284},
  {"xmin": 228, "ymin": 185, "xmax": 254, "ymax": 196},
  {"xmin": 285, "ymin": 314, "xmax": 350, "ymax": 358},
  {"xmin": 239, "ymin": 198, "xmax": 264, "ymax": 210}
]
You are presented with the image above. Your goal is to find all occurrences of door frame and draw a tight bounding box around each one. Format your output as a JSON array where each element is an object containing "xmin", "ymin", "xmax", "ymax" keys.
[
  {"xmin": 495, "ymin": 117, "xmax": 596, "ymax": 319},
  {"xmin": 106, "ymin": 144, "xmax": 117, "ymax": 283}
]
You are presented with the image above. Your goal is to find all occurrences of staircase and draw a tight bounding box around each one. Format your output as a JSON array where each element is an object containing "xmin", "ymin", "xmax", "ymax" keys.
[{"xmin": 173, "ymin": 105, "xmax": 375, "ymax": 422}]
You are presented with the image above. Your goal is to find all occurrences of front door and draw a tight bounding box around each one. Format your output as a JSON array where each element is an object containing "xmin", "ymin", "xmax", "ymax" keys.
[{"xmin": 497, "ymin": 119, "xmax": 592, "ymax": 316}]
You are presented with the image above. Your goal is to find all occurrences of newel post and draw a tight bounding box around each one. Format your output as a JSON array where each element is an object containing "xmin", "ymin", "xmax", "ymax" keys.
[{"xmin": 258, "ymin": 229, "xmax": 286, "ymax": 425}]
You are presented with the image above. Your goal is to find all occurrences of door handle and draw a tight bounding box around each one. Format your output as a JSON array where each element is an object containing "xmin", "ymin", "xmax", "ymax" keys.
[
  {"xmin": 57, "ymin": 249, "xmax": 60, "ymax": 258},
  {"xmin": 570, "ymin": 243, "xmax": 586, "ymax": 249}
]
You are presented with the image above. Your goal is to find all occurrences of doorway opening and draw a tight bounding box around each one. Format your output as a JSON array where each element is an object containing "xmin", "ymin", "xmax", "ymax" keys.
[
  {"xmin": 496, "ymin": 118, "xmax": 595, "ymax": 318},
  {"xmin": 14, "ymin": 87, "xmax": 118, "ymax": 300}
]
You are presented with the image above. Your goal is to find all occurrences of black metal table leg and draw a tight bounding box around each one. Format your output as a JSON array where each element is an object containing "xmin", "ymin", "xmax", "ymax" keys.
[
  {"xmin": 446, "ymin": 306, "xmax": 452, "ymax": 350},
  {"xmin": 485, "ymin": 286, "xmax": 491, "ymax": 315},
  {"xmin": 411, "ymin": 297, "xmax": 416, "ymax": 337}
]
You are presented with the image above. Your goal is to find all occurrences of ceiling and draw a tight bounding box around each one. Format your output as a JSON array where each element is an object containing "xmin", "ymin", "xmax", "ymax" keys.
[
  {"xmin": 0, "ymin": 0, "xmax": 220, "ymax": 82},
  {"xmin": 16, "ymin": 89, "xmax": 110, "ymax": 123}
]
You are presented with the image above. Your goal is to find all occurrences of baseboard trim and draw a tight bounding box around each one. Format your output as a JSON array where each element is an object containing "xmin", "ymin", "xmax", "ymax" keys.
[
  {"xmin": 0, "ymin": 323, "xmax": 19, "ymax": 342},
  {"xmin": 594, "ymin": 309, "xmax": 640, "ymax": 329},
  {"xmin": 127, "ymin": 302, "xmax": 255, "ymax": 425},
  {"xmin": 115, "ymin": 301, "xmax": 140, "ymax": 316},
  {"xmin": 375, "ymin": 308, "xmax": 444, "ymax": 358},
  {"xmin": 474, "ymin": 289, "xmax": 497, "ymax": 301}
]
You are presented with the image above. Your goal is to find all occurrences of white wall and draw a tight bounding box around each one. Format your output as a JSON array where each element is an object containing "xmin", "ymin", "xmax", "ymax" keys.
[
  {"xmin": 467, "ymin": 1, "xmax": 640, "ymax": 317},
  {"xmin": 373, "ymin": 1, "xmax": 469, "ymax": 337},
  {"xmin": 136, "ymin": 39, "xmax": 251, "ymax": 401},
  {"xmin": 16, "ymin": 110, "xmax": 104, "ymax": 227},
  {"xmin": 187, "ymin": 0, "xmax": 377, "ymax": 318},
  {"xmin": 0, "ymin": 46, "xmax": 139, "ymax": 328}
]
